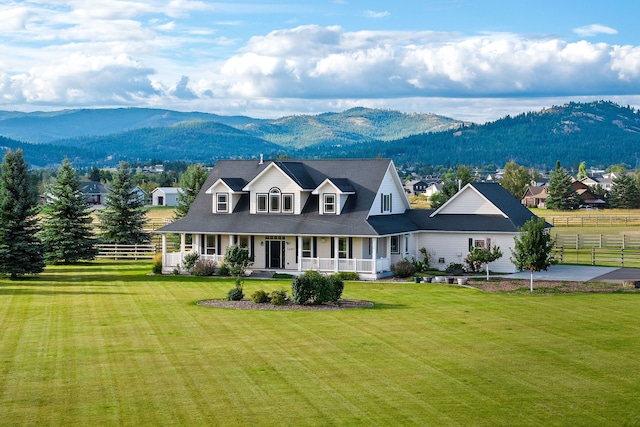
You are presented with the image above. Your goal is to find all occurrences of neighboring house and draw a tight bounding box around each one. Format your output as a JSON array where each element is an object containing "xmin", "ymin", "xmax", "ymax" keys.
[
  {"xmin": 156, "ymin": 158, "xmax": 541, "ymax": 278},
  {"xmin": 571, "ymin": 181, "xmax": 606, "ymax": 208},
  {"xmin": 522, "ymin": 185, "xmax": 548, "ymax": 208},
  {"xmin": 151, "ymin": 187, "xmax": 183, "ymax": 206},
  {"xmin": 581, "ymin": 174, "xmax": 615, "ymax": 191},
  {"xmin": 80, "ymin": 181, "xmax": 108, "ymax": 205},
  {"xmin": 424, "ymin": 182, "xmax": 442, "ymax": 198}
]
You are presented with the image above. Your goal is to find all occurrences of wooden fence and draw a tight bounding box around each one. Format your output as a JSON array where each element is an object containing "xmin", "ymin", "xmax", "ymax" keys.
[
  {"xmin": 96, "ymin": 244, "xmax": 156, "ymax": 260},
  {"xmin": 552, "ymin": 233, "xmax": 640, "ymax": 267},
  {"xmin": 545, "ymin": 215, "xmax": 640, "ymax": 227}
]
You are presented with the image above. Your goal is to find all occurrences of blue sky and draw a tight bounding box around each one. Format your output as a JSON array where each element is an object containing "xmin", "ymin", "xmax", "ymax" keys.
[{"xmin": 1, "ymin": 0, "xmax": 639, "ymax": 122}]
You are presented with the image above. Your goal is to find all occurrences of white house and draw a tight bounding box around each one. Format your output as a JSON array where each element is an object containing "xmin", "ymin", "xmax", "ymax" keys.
[
  {"xmin": 151, "ymin": 187, "xmax": 182, "ymax": 206},
  {"xmin": 155, "ymin": 158, "xmax": 542, "ymax": 279}
]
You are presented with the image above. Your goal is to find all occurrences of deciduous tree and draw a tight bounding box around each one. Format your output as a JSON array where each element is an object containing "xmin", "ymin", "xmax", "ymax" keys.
[
  {"xmin": 0, "ymin": 149, "xmax": 45, "ymax": 278},
  {"xmin": 501, "ymin": 161, "xmax": 532, "ymax": 199},
  {"xmin": 40, "ymin": 159, "xmax": 98, "ymax": 264},
  {"xmin": 511, "ymin": 217, "xmax": 555, "ymax": 292}
]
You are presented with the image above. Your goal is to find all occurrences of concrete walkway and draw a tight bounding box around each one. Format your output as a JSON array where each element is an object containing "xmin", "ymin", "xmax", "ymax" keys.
[{"xmin": 502, "ymin": 265, "xmax": 640, "ymax": 282}]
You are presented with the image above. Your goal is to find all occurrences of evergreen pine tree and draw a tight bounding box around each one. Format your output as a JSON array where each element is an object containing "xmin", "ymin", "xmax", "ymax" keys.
[
  {"xmin": 609, "ymin": 174, "xmax": 640, "ymax": 209},
  {"xmin": 545, "ymin": 161, "xmax": 580, "ymax": 210},
  {"xmin": 174, "ymin": 163, "xmax": 208, "ymax": 219},
  {"xmin": 40, "ymin": 158, "xmax": 98, "ymax": 264},
  {"xmin": 98, "ymin": 161, "xmax": 150, "ymax": 244},
  {"xmin": 0, "ymin": 149, "xmax": 45, "ymax": 278}
]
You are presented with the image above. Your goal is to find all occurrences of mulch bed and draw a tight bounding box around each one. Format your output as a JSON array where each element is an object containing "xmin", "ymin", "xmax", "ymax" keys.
[
  {"xmin": 197, "ymin": 298, "xmax": 374, "ymax": 310},
  {"xmin": 464, "ymin": 278, "xmax": 640, "ymax": 293}
]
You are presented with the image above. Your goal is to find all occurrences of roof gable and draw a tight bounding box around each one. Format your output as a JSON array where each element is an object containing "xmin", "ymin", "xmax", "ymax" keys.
[
  {"xmin": 242, "ymin": 162, "xmax": 305, "ymax": 192},
  {"xmin": 431, "ymin": 183, "xmax": 505, "ymax": 217}
]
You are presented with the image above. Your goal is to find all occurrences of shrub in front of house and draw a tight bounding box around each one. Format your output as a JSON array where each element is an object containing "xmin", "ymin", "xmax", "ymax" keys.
[
  {"xmin": 334, "ymin": 271, "xmax": 359, "ymax": 281},
  {"xmin": 217, "ymin": 263, "xmax": 230, "ymax": 276},
  {"xmin": 151, "ymin": 254, "xmax": 163, "ymax": 274},
  {"xmin": 391, "ymin": 260, "xmax": 417, "ymax": 278},
  {"xmin": 192, "ymin": 259, "xmax": 217, "ymax": 276},
  {"xmin": 251, "ymin": 290, "xmax": 270, "ymax": 303},
  {"xmin": 182, "ymin": 252, "xmax": 200, "ymax": 274},
  {"xmin": 291, "ymin": 271, "xmax": 344, "ymax": 305},
  {"xmin": 226, "ymin": 279, "xmax": 244, "ymax": 301},
  {"xmin": 270, "ymin": 289, "xmax": 287, "ymax": 306}
]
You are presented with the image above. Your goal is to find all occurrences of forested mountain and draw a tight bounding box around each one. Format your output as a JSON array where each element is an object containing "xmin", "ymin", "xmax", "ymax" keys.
[
  {"xmin": 240, "ymin": 107, "xmax": 463, "ymax": 148},
  {"xmin": 1, "ymin": 101, "xmax": 639, "ymax": 169},
  {"xmin": 324, "ymin": 101, "xmax": 640, "ymax": 168},
  {"xmin": 0, "ymin": 108, "xmax": 264, "ymax": 144}
]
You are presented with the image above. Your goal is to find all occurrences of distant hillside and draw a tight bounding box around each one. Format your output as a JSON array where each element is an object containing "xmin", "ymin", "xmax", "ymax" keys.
[
  {"xmin": 56, "ymin": 121, "xmax": 283, "ymax": 165},
  {"xmin": 0, "ymin": 108, "xmax": 264, "ymax": 144},
  {"xmin": 334, "ymin": 101, "xmax": 640, "ymax": 168},
  {"xmin": 2, "ymin": 101, "xmax": 639, "ymax": 168},
  {"xmin": 241, "ymin": 107, "xmax": 463, "ymax": 148}
]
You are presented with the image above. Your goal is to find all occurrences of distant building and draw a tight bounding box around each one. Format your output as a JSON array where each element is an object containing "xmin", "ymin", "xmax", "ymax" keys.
[{"xmin": 151, "ymin": 187, "xmax": 183, "ymax": 206}]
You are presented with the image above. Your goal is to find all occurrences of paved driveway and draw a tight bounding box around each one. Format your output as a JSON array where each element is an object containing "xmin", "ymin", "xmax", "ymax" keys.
[{"xmin": 503, "ymin": 265, "xmax": 640, "ymax": 282}]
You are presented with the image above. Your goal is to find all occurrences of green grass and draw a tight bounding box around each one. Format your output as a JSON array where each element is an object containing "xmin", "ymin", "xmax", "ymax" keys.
[{"xmin": 2, "ymin": 262, "xmax": 640, "ymax": 426}]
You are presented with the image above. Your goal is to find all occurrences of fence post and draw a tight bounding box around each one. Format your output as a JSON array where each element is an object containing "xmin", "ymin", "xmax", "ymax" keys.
[
  {"xmin": 591, "ymin": 247, "xmax": 595, "ymax": 265},
  {"xmin": 621, "ymin": 248, "xmax": 624, "ymax": 267},
  {"xmin": 576, "ymin": 234, "xmax": 579, "ymax": 249},
  {"xmin": 560, "ymin": 246, "xmax": 564, "ymax": 263}
]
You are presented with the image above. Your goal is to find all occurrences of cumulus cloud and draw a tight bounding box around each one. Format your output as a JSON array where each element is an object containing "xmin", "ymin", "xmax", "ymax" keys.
[
  {"xmin": 1, "ymin": 53, "xmax": 159, "ymax": 106},
  {"xmin": 170, "ymin": 76, "xmax": 197, "ymax": 99},
  {"xmin": 218, "ymin": 25, "xmax": 640, "ymax": 100},
  {"xmin": 573, "ymin": 24, "xmax": 618, "ymax": 37}
]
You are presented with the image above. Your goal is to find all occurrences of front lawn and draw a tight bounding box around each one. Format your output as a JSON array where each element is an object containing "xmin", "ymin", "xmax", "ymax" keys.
[{"xmin": 1, "ymin": 262, "xmax": 639, "ymax": 426}]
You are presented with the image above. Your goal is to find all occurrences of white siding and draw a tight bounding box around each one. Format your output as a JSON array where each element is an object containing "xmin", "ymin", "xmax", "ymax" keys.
[
  {"xmin": 369, "ymin": 167, "xmax": 409, "ymax": 216},
  {"xmin": 415, "ymin": 232, "xmax": 519, "ymax": 273},
  {"xmin": 437, "ymin": 187, "xmax": 503, "ymax": 215},
  {"xmin": 247, "ymin": 166, "xmax": 303, "ymax": 214}
]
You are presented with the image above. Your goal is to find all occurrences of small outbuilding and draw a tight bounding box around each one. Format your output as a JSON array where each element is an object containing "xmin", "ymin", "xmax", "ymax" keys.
[{"xmin": 151, "ymin": 187, "xmax": 182, "ymax": 206}]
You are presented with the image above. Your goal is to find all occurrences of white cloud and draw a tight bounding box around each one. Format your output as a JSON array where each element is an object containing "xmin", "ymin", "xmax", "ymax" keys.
[
  {"xmin": 573, "ymin": 24, "xmax": 618, "ymax": 37},
  {"xmin": 213, "ymin": 26, "xmax": 640, "ymax": 101},
  {"xmin": 364, "ymin": 10, "xmax": 390, "ymax": 19}
]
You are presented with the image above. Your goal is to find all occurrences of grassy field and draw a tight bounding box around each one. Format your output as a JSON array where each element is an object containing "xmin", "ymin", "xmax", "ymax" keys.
[{"xmin": 1, "ymin": 262, "xmax": 639, "ymax": 426}]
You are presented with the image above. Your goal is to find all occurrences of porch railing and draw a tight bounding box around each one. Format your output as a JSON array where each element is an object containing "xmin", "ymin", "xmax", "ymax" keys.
[
  {"xmin": 164, "ymin": 252, "xmax": 223, "ymax": 269},
  {"xmin": 301, "ymin": 257, "xmax": 390, "ymax": 273}
]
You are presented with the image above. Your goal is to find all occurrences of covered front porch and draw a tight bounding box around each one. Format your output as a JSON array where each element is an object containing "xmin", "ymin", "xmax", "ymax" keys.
[{"xmin": 159, "ymin": 233, "xmax": 398, "ymax": 279}]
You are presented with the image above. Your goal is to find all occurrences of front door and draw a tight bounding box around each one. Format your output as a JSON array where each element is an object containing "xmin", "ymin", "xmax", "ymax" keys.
[{"xmin": 266, "ymin": 240, "xmax": 284, "ymax": 269}]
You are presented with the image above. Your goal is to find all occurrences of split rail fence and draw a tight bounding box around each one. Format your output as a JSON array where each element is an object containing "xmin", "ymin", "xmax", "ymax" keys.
[{"xmin": 96, "ymin": 244, "xmax": 156, "ymax": 260}]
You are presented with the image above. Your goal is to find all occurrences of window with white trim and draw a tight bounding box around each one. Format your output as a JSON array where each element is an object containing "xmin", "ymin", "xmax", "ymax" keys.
[
  {"xmin": 390, "ymin": 236, "xmax": 400, "ymax": 254},
  {"xmin": 269, "ymin": 188, "xmax": 281, "ymax": 212},
  {"xmin": 216, "ymin": 193, "xmax": 228, "ymax": 212},
  {"xmin": 381, "ymin": 193, "xmax": 392, "ymax": 213},
  {"xmin": 302, "ymin": 237, "xmax": 312, "ymax": 258},
  {"xmin": 257, "ymin": 194, "xmax": 267, "ymax": 212},
  {"xmin": 324, "ymin": 193, "xmax": 336, "ymax": 214},
  {"xmin": 282, "ymin": 194, "xmax": 294, "ymax": 213},
  {"xmin": 338, "ymin": 237, "xmax": 348, "ymax": 259}
]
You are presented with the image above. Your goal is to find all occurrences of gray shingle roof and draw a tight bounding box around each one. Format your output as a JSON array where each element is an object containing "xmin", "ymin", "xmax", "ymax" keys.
[{"xmin": 159, "ymin": 158, "xmax": 395, "ymax": 236}]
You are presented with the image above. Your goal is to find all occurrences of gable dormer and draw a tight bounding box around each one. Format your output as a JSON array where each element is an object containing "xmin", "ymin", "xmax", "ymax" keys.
[
  {"xmin": 205, "ymin": 178, "xmax": 247, "ymax": 214},
  {"xmin": 242, "ymin": 162, "xmax": 311, "ymax": 214},
  {"xmin": 369, "ymin": 161, "xmax": 411, "ymax": 216},
  {"xmin": 312, "ymin": 178, "xmax": 355, "ymax": 215},
  {"xmin": 430, "ymin": 183, "xmax": 505, "ymax": 217}
]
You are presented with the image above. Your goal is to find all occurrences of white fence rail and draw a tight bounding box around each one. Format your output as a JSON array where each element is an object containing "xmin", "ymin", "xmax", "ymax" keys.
[{"xmin": 96, "ymin": 244, "xmax": 156, "ymax": 260}]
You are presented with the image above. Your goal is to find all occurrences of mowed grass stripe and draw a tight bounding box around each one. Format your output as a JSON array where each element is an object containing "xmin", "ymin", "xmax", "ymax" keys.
[{"xmin": 2, "ymin": 262, "xmax": 640, "ymax": 426}]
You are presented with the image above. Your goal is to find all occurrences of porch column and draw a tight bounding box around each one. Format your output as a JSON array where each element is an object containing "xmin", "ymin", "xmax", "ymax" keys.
[
  {"xmin": 180, "ymin": 233, "xmax": 185, "ymax": 253},
  {"xmin": 193, "ymin": 234, "xmax": 201, "ymax": 254},
  {"xmin": 297, "ymin": 236, "xmax": 303, "ymax": 272},
  {"xmin": 334, "ymin": 237, "xmax": 339, "ymax": 273},
  {"xmin": 371, "ymin": 237, "xmax": 378, "ymax": 274},
  {"xmin": 162, "ymin": 234, "xmax": 167, "ymax": 267},
  {"xmin": 229, "ymin": 235, "xmax": 234, "ymax": 247}
]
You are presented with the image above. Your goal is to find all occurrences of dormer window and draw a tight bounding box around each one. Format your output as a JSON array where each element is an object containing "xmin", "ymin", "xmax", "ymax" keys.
[
  {"xmin": 257, "ymin": 194, "xmax": 268, "ymax": 212},
  {"xmin": 324, "ymin": 194, "xmax": 336, "ymax": 214},
  {"xmin": 216, "ymin": 193, "xmax": 228, "ymax": 213},
  {"xmin": 269, "ymin": 188, "xmax": 281, "ymax": 212}
]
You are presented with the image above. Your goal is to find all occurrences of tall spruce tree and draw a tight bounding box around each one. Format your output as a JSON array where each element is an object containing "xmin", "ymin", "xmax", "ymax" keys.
[
  {"xmin": 98, "ymin": 161, "xmax": 150, "ymax": 244},
  {"xmin": 40, "ymin": 158, "xmax": 98, "ymax": 264},
  {"xmin": 609, "ymin": 174, "xmax": 640, "ymax": 209},
  {"xmin": 174, "ymin": 163, "xmax": 208, "ymax": 219},
  {"xmin": 545, "ymin": 161, "xmax": 580, "ymax": 210},
  {"xmin": 0, "ymin": 149, "xmax": 45, "ymax": 278}
]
